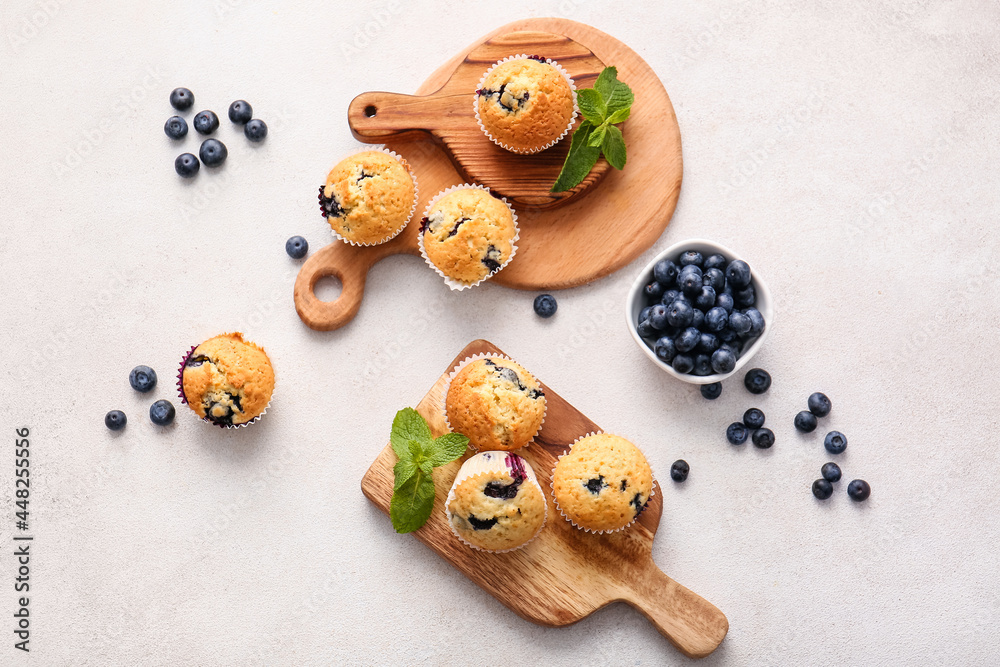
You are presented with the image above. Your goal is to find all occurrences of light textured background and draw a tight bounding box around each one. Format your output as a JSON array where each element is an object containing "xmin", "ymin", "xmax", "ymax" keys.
[{"xmin": 2, "ymin": 0, "xmax": 998, "ymax": 664}]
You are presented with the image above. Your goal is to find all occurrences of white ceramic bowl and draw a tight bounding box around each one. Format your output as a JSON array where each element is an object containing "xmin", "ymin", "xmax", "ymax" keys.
[{"xmin": 625, "ymin": 238, "xmax": 774, "ymax": 384}]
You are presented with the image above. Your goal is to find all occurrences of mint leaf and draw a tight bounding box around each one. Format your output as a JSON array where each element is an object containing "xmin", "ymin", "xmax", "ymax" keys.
[
  {"xmin": 594, "ymin": 66, "xmax": 621, "ymax": 101},
  {"xmin": 606, "ymin": 106, "xmax": 631, "ymax": 124},
  {"xmin": 602, "ymin": 124, "xmax": 626, "ymax": 170},
  {"xmin": 408, "ymin": 439, "xmax": 430, "ymax": 469},
  {"xmin": 576, "ymin": 88, "xmax": 606, "ymax": 124},
  {"xmin": 551, "ymin": 120, "xmax": 601, "ymax": 192},
  {"xmin": 390, "ymin": 407, "xmax": 431, "ymax": 460},
  {"xmin": 428, "ymin": 432, "xmax": 469, "ymax": 467},
  {"xmin": 393, "ymin": 458, "xmax": 418, "ymax": 491},
  {"xmin": 587, "ymin": 123, "xmax": 608, "ymax": 148},
  {"xmin": 390, "ymin": 468, "xmax": 436, "ymax": 533},
  {"xmin": 605, "ymin": 83, "xmax": 634, "ymax": 115}
]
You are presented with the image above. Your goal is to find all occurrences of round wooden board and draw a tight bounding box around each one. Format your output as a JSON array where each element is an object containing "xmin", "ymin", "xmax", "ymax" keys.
[{"xmin": 294, "ymin": 18, "xmax": 682, "ymax": 331}]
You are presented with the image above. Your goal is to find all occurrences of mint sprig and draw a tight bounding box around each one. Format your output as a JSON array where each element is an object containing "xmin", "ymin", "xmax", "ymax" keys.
[
  {"xmin": 552, "ymin": 67, "xmax": 633, "ymax": 192},
  {"xmin": 389, "ymin": 408, "xmax": 469, "ymax": 533}
]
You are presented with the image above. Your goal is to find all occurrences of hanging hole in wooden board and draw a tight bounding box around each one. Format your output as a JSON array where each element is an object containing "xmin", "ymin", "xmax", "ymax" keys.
[
  {"xmin": 364, "ymin": 105, "xmax": 377, "ymax": 117},
  {"xmin": 314, "ymin": 275, "xmax": 342, "ymax": 302}
]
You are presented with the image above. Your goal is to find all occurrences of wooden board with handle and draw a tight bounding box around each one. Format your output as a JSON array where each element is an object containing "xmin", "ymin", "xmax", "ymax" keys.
[
  {"xmin": 294, "ymin": 18, "xmax": 683, "ymax": 331},
  {"xmin": 360, "ymin": 340, "xmax": 728, "ymax": 659}
]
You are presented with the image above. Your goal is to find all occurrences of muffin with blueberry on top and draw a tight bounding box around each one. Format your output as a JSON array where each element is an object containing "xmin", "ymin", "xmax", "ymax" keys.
[{"xmin": 179, "ymin": 333, "xmax": 274, "ymax": 427}]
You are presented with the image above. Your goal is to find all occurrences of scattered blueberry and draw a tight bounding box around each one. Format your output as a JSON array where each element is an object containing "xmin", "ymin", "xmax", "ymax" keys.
[
  {"xmin": 199, "ymin": 138, "xmax": 228, "ymax": 167},
  {"xmin": 700, "ymin": 382, "xmax": 722, "ymax": 400},
  {"xmin": 164, "ymin": 115, "xmax": 188, "ymax": 139},
  {"xmin": 169, "ymin": 87, "xmax": 194, "ymax": 111},
  {"xmin": 808, "ymin": 392, "xmax": 832, "ymax": 417},
  {"xmin": 744, "ymin": 368, "xmax": 771, "ymax": 394},
  {"xmin": 228, "ymin": 100, "xmax": 253, "ymax": 124},
  {"xmin": 105, "ymin": 410, "xmax": 127, "ymax": 431},
  {"xmin": 743, "ymin": 408, "xmax": 765, "ymax": 429},
  {"xmin": 533, "ymin": 294, "xmax": 557, "ymax": 318},
  {"xmin": 727, "ymin": 422, "xmax": 749, "ymax": 445},
  {"xmin": 672, "ymin": 354, "xmax": 695, "ymax": 374},
  {"xmin": 193, "ymin": 110, "xmax": 220, "ymax": 135},
  {"xmin": 174, "ymin": 153, "xmax": 200, "ymax": 178},
  {"xmin": 693, "ymin": 354, "xmax": 713, "ymax": 376},
  {"xmin": 821, "ymin": 462, "xmax": 842, "ymax": 483},
  {"xmin": 675, "ymin": 327, "xmax": 701, "ymax": 353},
  {"xmin": 711, "ymin": 347, "xmax": 736, "ymax": 374},
  {"xmin": 679, "ymin": 251, "xmax": 703, "ymax": 267},
  {"xmin": 129, "ymin": 365, "xmax": 157, "ymax": 393},
  {"xmin": 703, "ymin": 253, "xmax": 727, "ymax": 271},
  {"xmin": 824, "ymin": 431, "xmax": 847, "ymax": 455},
  {"xmin": 752, "ymin": 427, "xmax": 774, "ymax": 449},
  {"xmin": 149, "ymin": 400, "xmax": 175, "ymax": 426},
  {"xmin": 244, "ymin": 118, "xmax": 268, "ymax": 142},
  {"xmin": 670, "ymin": 459, "xmax": 690, "ymax": 482},
  {"xmin": 653, "ymin": 259, "xmax": 678, "ymax": 285},
  {"xmin": 794, "ymin": 410, "xmax": 818, "ymax": 433},
  {"xmin": 847, "ymin": 479, "xmax": 871, "ymax": 501},
  {"xmin": 812, "ymin": 479, "xmax": 834, "ymax": 500},
  {"xmin": 285, "ymin": 235, "xmax": 308, "ymax": 259},
  {"xmin": 725, "ymin": 259, "xmax": 752, "ymax": 288}
]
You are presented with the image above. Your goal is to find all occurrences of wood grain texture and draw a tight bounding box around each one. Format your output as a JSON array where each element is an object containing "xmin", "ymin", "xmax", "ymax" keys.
[
  {"xmin": 360, "ymin": 340, "xmax": 728, "ymax": 659},
  {"xmin": 294, "ymin": 18, "xmax": 683, "ymax": 331}
]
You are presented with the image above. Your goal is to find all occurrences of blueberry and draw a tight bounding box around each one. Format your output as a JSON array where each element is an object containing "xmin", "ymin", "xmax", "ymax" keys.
[
  {"xmin": 285, "ymin": 235, "xmax": 308, "ymax": 259},
  {"xmin": 719, "ymin": 342, "xmax": 740, "ymax": 358},
  {"xmin": 705, "ymin": 307, "xmax": 729, "ymax": 332},
  {"xmin": 734, "ymin": 284, "xmax": 755, "ymax": 308},
  {"xmin": 105, "ymin": 410, "xmax": 127, "ymax": 431},
  {"xmin": 700, "ymin": 382, "xmax": 722, "ymax": 400},
  {"xmin": 193, "ymin": 110, "xmax": 220, "ymax": 135},
  {"xmin": 660, "ymin": 289, "xmax": 680, "ymax": 306},
  {"xmin": 821, "ymin": 462, "xmax": 842, "ymax": 483},
  {"xmin": 638, "ymin": 306, "xmax": 653, "ymax": 326},
  {"xmin": 704, "ymin": 253, "xmax": 727, "ymax": 271},
  {"xmin": 675, "ymin": 327, "xmax": 701, "ymax": 353},
  {"xmin": 711, "ymin": 347, "xmax": 736, "ymax": 374},
  {"xmin": 228, "ymin": 100, "xmax": 253, "ymax": 124},
  {"xmin": 644, "ymin": 280, "xmax": 665, "ymax": 300},
  {"xmin": 670, "ymin": 459, "xmax": 690, "ymax": 482},
  {"xmin": 716, "ymin": 292, "xmax": 735, "ymax": 313},
  {"xmin": 164, "ymin": 115, "xmax": 188, "ymax": 139},
  {"xmin": 169, "ymin": 87, "xmax": 194, "ymax": 111},
  {"xmin": 636, "ymin": 320, "xmax": 656, "ymax": 339},
  {"xmin": 812, "ymin": 479, "xmax": 833, "ymax": 500},
  {"xmin": 653, "ymin": 259, "xmax": 679, "ymax": 285},
  {"xmin": 667, "ymin": 300, "xmax": 694, "ymax": 328},
  {"xmin": 745, "ymin": 307, "xmax": 766, "ymax": 337},
  {"xmin": 744, "ymin": 368, "xmax": 771, "ymax": 394},
  {"xmin": 794, "ymin": 410, "xmax": 818, "ymax": 433},
  {"xmin": 718, "ymin": 327, "xmax": 739, "ymax": 344},
  {"xmin": 727, "ymin": 422, "xmax": 749, "ymax": 445},
  {"xmin": 729, "ymin": 311, "xmax": 752, "ymax": 336},
  {"xmin": 697, "ymin": 332, "xmax": 720, "ymax": 354},
  {"xmin": 533, "ymin": 294, "xmax": 557, "ymax": 318},
  {"xmin": 679, "ymin": 267, "xmax": 703, "ymax": 296},
  {"xmin": 743, "ymin": 408, "xmax": 765, "ymax": 429},
  {"xmin": 129, "ymin": 365, "xmax": 157, "ymax": 392},
  {"xmin": 693, "ymin": 354, "xmax": 712, "ymax": 376},
  {"xmin": 725, "ymin": 259, "xmax": 752, "ymax": 288},
  {"xmin": 244, "ymin": 118, "xmax": 268, "ymax": 142},
  {"xmin": 847, "ymin": 479, "xmax": 871, "ymax": 501},
  {"xmin": 703, "ymin": 267, "xmax": 725, "ymax": 292},
  {"xmin": 824, "ymin": 431, "xmax": 847, "ymax": 455},
  {"xmin": 149, "ymin": 400, "xmax": 175, "ymax": 426},
  {"xmin": 679, "ymin": 250, "xmax": 703, "ymax": 268},
  {"xmin": 808, "ymin": 392, "xmax": 832, "ymax": 417},
  {"xmin": 672, "ymin": 354, "xmax": 695, "ymax": 374},
  {"xmin": 691, "ymin": 308, "xmax": 705, "ymax": 330},
  {"xmin": 199, "ymin": 138, "xmax": 228, "ymax": 167},
  {"xmin": 174, "ymin": 153, "xmax": 200, "ymax": 178},
  {"xmin": 694, "ymin": 286, "xmax": 716, "ymax": 311},
  {"xmin": 648, "ymin": 304, "xmax": 670, "ymax": 331},
  {"xmin": 752, "ymin": 427, "xmax": 774, "ymax": 448},
  {"xmin": 654, "ymin": 336, "xmax": 677, "ymax": 364}
]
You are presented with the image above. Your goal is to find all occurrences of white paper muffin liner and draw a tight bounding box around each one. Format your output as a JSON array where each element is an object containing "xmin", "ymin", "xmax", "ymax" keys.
[
  {"xmin": 441, "ymin": 352, "xmax": 547, "ymax": 451},
  {"xmin": 176, "ymin": 336, "xmax": 275, "ymax": 430},
  {"xmin": 321, "ymin": 146, "xmax": 419, "ymax": 247},
  {"xmin": 550, "ymin": 431, "xmax": 659, "ymax": 534},
  {"xmin": 473, "ymin": 54, "xmax": 579, "ymax": 154},
  {"xmin": 445, "ymin": 451, "xmax": 548, "ymax": 553},
  {"xmin": 417, "ymin": 184, "xmax": 519, "ymax": 291}
]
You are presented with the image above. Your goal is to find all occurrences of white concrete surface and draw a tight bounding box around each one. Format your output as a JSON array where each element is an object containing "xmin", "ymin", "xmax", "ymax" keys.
[{"xmin": 2, "ymin": 0, "xmax": 999, "ymax": 664}]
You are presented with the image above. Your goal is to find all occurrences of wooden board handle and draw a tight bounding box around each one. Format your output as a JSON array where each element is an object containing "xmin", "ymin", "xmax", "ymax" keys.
[
  {"xmin": 623, "ymin": 557, "xmax": 729, "ymax": 659},
  {"xmin": 349, "ymin": 90, "xmax": 465, "ymax": 142}
]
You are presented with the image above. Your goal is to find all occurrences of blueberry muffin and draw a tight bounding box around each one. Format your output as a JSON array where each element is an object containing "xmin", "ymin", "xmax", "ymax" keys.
[
  {"xmin": 420, "ymin": 187, "xmax": 517, "ymax": 287},
  {"xmin": 446, "ymin": 451, "xmax": 547, "ymax": 552},
  {"xmin": 318, "ymin": 150, "xmax": 416, "ymax": 245},
  {"xmin": 552, "ymin": 434, "xmax": 654, "ymax": 533},
  {"xmin": 446, "ymin": 357, "xmax": 545, "ymax": 451},
  {"xmin": 179, "ymin": 333, "xmax": 275, "ymax": 427},
  {"xmin": 475, "ymin": 56, "xmax": 576, "ymax": 153}
]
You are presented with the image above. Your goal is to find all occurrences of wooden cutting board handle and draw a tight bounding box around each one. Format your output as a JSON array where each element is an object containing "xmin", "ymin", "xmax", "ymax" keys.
[
  {"xmin": 622, "ymin": 556, "xmax": 729, "ymax": 659},
  {"xmin": 349, "ymin": 91, "xmax": 466, "ymax": 142}
]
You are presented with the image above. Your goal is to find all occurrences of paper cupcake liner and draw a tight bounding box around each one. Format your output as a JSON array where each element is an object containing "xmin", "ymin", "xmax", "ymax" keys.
[
  {"xmin": 473, "ymin": 54, "xmax": 578, "ymax": 154},
  {"xmin": 319, "ymin": 147, "xmax": 419, "ymax": 247},
  {"xmin": 417, "ymin": 184, "xmax": 519, "ymax": 291},
  {"xmin": 550, "ymin": 431, "xmax": 659, "ymax": 535},
  {"xmin": 441, "ymin": 352, "xmax": 547, "ymax": 451},
  {"xmin": 176, "ymin": 336, "xmax": 274, "ymax": 430},
  {"xmin": 445, "ymin": 451, "xmax": 548, "ymax": 553}
]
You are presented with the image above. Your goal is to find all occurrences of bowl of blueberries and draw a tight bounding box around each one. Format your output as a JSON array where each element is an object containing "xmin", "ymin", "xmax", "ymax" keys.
[{"xmin": 626, "ymin": 239, "xmax": 773, "ymax": 384}]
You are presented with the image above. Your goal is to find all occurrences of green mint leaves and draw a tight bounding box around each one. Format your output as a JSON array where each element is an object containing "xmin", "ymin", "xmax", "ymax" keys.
[
  {"xmin": 389, "ymin": 407, "xmax": 469, "ymax": 533},
  {"xmin": 552, "ymin": 67, "xmax": 633, "ymax": 192}
]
